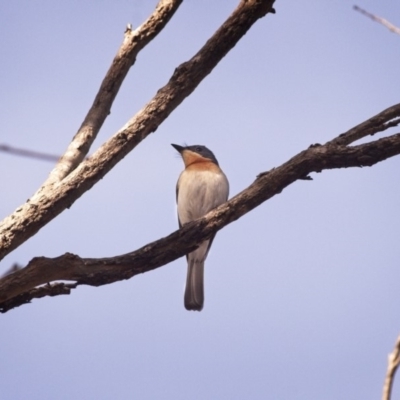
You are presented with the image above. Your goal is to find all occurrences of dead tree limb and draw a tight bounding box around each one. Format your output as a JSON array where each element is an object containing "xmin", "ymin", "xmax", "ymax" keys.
[{"xmin": 1, "ymin": 103, "xmax": 399, "ymax": 312}]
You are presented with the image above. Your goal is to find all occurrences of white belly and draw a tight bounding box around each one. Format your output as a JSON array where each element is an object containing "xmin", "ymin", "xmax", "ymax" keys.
[{"xmin": 177, "ymin": 169, "xmax": 229, "ymax": 225}]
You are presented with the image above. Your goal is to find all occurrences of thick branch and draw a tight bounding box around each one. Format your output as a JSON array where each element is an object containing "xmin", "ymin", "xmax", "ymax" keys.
[
  {"xmin": 0, "ymin": 0, "xmax": 276, "ymax": 262},
  {"xmin": 43, "ymin": 0, "xmax": 183, "ymax": 184},
  {"xmin": 1, "ymin": 129, "xmax": 400, "ymax": 312},
  {"xmin": 382, "ymin": 335, "xmax": 400, "ymax": 400}
]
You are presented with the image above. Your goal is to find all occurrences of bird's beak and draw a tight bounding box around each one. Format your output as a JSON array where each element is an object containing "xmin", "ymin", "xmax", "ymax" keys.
[{"xmin": 171, "ymin": 143, "xmax": 185, "ymax": 153}]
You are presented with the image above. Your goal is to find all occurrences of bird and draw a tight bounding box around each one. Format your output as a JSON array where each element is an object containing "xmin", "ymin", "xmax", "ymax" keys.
[{"xmin": 171, "ymin": 143, "xmax": 229, "ymax": 311}]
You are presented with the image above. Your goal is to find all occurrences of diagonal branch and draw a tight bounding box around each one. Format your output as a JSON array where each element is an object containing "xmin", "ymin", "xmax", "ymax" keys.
[
  {"xmin": 43, "ymin": 0, "xmax": 183, "ymax": 185},
  {"xmin": 354, "ymin": 5, "xmax": 400, "ymax": 35},
  {"xmin": 1, "ymin": 126, "xmax": 400, "ymax": 312},
  {"xmin": 0, "ymin": 0, "xmax": 277, "ymax": 263}
]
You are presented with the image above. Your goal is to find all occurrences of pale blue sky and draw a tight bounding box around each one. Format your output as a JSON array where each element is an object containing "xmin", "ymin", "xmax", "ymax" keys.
[{"xmin": 1, "ymin": 1, "xmax": 400, "ymax": 399}]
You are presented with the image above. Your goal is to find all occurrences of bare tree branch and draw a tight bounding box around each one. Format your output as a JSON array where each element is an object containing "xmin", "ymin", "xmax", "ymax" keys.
[
  {"xmin": 1, "ymin": 109, "xmax": 399, "ymax": 312},
  {"xmin": 42, "ymin": 0, "xmax": 183, "ymax": 185},
  {"xmin": 354, "ymin": 5, "xmax": 400, "ymax": 35},
  {"xmin": 0, "ymin": 282, "xmax": 79, "ymax": 313},
  {"xmin": 0, "ymin": 144, "xmax": 60, "ymax": 162},
  {"xmin": 0, "ymin": 0, "xmax": 277, "ymax": 263},
  {"xmin": 382, "ymin": 335, "xmax": 400, "ymax": 400},
  {"xmin": 329, "ymin": 103, "xmax": 400, "ymax": 146}
]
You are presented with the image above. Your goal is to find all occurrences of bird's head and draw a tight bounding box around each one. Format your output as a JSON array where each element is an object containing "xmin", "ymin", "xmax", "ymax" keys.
[{"xmin": 171, "ymin": 144, "xmax": 219, "ymax": 167}]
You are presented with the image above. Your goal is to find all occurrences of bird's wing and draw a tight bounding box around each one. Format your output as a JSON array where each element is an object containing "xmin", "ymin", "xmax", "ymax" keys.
[{"xmin": 176, "ymin": 179, "xmax": 183, "ymax": 229}]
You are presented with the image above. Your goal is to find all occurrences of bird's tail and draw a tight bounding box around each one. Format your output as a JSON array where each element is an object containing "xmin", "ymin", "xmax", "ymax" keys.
[{"xmin": 184, "ymin": 258, "xmax": 204, "ymax": 311}]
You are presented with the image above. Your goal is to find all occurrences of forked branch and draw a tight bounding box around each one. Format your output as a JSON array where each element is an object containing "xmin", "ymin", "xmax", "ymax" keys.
[
  {"xmin": 0, "ymin": 0, "xmax": 276, "ymax": 262},
  {"xmin": 44, "ymin": 0, "xmax": 183, "ymax": 185}
]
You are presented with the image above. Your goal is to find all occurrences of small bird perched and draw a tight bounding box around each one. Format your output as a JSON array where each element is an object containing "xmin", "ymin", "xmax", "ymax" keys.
[{"xmin": 172, "ymin": 144, "xmax": 229, "ymax": 311}]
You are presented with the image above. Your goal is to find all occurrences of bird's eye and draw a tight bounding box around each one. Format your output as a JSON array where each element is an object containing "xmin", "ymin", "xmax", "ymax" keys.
[{"xmin": 195, "ymin": 146, "xmax": 202, "ymax": 152}]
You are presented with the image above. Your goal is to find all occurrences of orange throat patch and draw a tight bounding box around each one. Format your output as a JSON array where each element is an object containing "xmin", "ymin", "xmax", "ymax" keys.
[{"xmin": 182, "ymin": 150, "xmax": 220, "ymax": 172}]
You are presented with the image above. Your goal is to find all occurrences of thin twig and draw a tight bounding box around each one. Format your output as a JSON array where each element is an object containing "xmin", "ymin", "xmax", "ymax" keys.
[
  {"xmin": 0, "ymin": 144, "xmax": 60, "ymax": 162},
  {"xmin": 382, "ymin": 335, "xmax": 400, "ymax": 400},
  {"xmin": 354, "ymin": 5, "xmax": 400, "ymax": 35}
]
